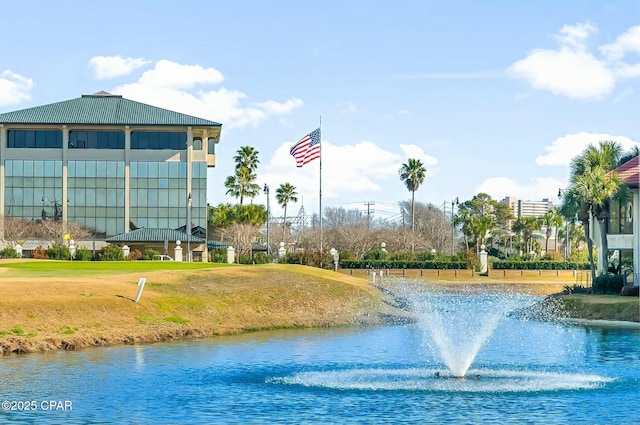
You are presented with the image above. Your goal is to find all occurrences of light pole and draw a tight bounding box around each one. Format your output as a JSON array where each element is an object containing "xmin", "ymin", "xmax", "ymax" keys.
[
  {"xmin": 329, "ymin": 248, "xmax": 339, "ymax": 271},
  {"xmin": 263, "ymin": 184, "xmax": 270, "ymax": 256},
  {"xmin": 451, "ymin": 197, "xmax": 459, "ymax": 257},
  {"xmin": 558, "ymin": 188, "xmax": 571, "ymax": 260},
  {"xmin": 187, "ymin": 192, "xmax": 192, "ymax": 262}
]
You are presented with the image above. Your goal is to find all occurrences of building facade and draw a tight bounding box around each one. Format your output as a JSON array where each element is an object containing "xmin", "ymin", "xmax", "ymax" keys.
[
  {"xmin": 501, "ymin": 196, "xmax": 553, "ymax": 218},
  {"xmin": 0, "ymin": 92, "xmax": 221, "ymax": 256}
]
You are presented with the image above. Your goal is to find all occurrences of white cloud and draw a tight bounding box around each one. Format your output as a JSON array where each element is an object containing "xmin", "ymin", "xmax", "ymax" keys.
[
  {"xmin": 507, "ymin": 47, "xmax": 614, "ymax": 100},
  {"xmin": 398, "ymin": 144, "xmax": 438, "ymax": 171},
  {"xmin": 555, "ymin": 22, "xmax": 597, "ymax": 49},
  {"xmin": 508, "ymin": 22, "xmax": 616, "ymax": 100},
  {"xmin": 137, "ymin": 60, "xmax": 223, "ymax": 89},
  {"xmin": 600, "ymin": 25, "xmax": 640, "ymax": 61},
  {"xmin": 112, "ymin": 59, "xmax": 302, "ymax": 129},
  {"xmin": 254, "ymin": 98, "xmax": 304, "ymax": 114},
  {"xmin": 89, "ymin": 55, "xmax": 150, "ymax": 79},
  {"xmin": 476, "ymin": 176, "xmax": 567, "ymax": 203},
  {"xmin": 615, "ymin": 63, "xmax": 640, "ymax": 79},
  {"xmin": 0, "ymin": 70, "xmax": 34, "ymax": 106},
  {"xmin": 256, "ymin": 140, "xmax": 438, "ymax": 215},
  {"xmin": 535, "ymin": 132, "xmax": 640, "ymax": 166}
]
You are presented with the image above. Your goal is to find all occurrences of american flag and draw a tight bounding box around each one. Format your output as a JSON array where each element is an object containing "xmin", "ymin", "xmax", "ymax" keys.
[{"xmin": 290, "ymin": 128, "xmax": 321, "ymax": 168}]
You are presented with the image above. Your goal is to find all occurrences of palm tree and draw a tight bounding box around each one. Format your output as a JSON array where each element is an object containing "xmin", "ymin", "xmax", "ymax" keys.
[
  {"xmin": 398, "ymin": 158, "xmax": 426, "ymax": 254},
  {"xmin": 563, "ymin": 141, "xmax": 623, "ymax": 283},
  {"xmin": 225, "ymin": 167, "xmax": 260, "ymax": 204},
  {"xmin": 540, "ymin": 207, "xmax": 563, "ymax": 254},
  {"xmin": 234, "ymin": 146, "xmax": 260, "ymax": 172},
  {"xmin": 511, "ymin": 216, "xmax": 540, "ymax": 254},
  {"xmin": 276, "ymin": 183, "xmax": 298, "ymax": 244},
  {"xmin": 225, "ymin": 146, "xmax": 261, "ymax": 204}
]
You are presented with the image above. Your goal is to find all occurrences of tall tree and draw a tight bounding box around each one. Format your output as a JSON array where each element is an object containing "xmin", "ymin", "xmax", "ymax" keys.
[
  {"xmin": 562, "ymin": 141, "xmax": 623, "ymax": 283},
  {"xmin": 398, "ymin": 158, "xmax": 426, "ymax": 254},
  {"xmin": 276, "ymin": 183, "xmax": 298, "ymax": 244},
  {"xmin": 456, "ymin": 193, "xmax": 512, "ymax": 253},
  {"xmin": 233, "ymin": 145, "xmax": 260, "ymax": 172},
  {"xmin": 225, "ymin": 167, "xmax": 260, "ymax": 204},
  {"xmin": 511, "ymin": 216, "xmax": 541, "ymax": 254},
  {"xmin": 225, "ymin": 146, "xmax": 261, "ymax": 204},
  {"xmin": 540, "ymin": 207, "xmax": 563, "ymax": 253}
]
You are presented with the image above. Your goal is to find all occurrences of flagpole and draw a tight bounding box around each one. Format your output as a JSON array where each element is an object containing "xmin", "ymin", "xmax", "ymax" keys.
[{"xmin": 319, "ymin": 115, "xmax": 323, "ymax": 265}]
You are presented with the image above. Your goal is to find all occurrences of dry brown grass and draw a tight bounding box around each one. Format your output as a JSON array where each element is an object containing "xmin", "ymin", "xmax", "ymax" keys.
[{"xmin": 0, "ymin": 264, "xmax": 399, "ymax": 355}]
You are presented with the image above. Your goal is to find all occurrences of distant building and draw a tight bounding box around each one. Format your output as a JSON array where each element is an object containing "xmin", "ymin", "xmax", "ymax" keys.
[
  {"xmin": 0, "ymin": 92, "xmax": 222, "ymax": 260},
  {"xmin": 501, "ymin": 197, "xmax": 553, "ymax": 218}
]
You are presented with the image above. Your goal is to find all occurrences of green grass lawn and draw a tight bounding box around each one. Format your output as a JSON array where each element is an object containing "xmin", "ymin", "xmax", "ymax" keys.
[{"xmin": 0, "ymin": 260, "xmax": 234, "ymax": 277}]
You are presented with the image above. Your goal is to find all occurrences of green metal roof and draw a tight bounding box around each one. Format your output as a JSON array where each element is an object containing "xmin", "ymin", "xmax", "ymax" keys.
[
  {"xmin": 106, "ymin": 228, "xmax": 205, "ymax": 244},
  {"xmin": 0, "ymin": 92, "xmax": 222, "ymax": 127},
  {"xmin": 208, "ymin": 240, "xmax": 267, "ymax": 251}
]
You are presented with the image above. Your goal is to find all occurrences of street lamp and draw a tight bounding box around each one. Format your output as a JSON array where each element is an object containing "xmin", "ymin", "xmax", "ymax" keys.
[
  {"xmin": 263, "ymin": 183, "xmax": 270, "ymax": 256},
  {"xmin": 329, "ymin": 248, "xmax": 339, "ymax": 271},
  {"xmin": 558, "ymin": 188, "xmax": 571, "ymax": 260},
  {"xmin": 187, "ymin": 192, "xmax": 192, "ymax": 262},
  {"xmin": 451, "ymin": 197, "xmax": 459, "ymax": 257}
]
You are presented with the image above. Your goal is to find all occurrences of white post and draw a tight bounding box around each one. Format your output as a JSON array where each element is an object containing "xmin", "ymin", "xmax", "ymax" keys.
[
  {"xmin": 479, "ymin": 244, "xmax": 488, "ymax": 274},
  {"xmin": 227, "ymin": 246, "xmax": 235, "ymax": 264},
  {"xmin": 175, "ymin": 240, "xmax": 183, "ymax": 262},
  {"xmin": 69, "ymin": 240, "xmax": 76, "ymax": 260},
  {"xmin": 134, "ymin": 278, "xmax": 146, "ymax": 303}
]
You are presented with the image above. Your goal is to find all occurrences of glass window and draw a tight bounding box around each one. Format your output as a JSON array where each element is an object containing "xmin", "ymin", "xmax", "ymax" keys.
[
  {"xmin": 96, "ymin": 161, "xmax": 107, "ymax": 177},
  {"xmin": 86, "ymin": 161, "xmax": 96, "ymax": 178},
  {"xmin": 8, "ymin": 130, "xmax": 62, "ymax": 148},
  {"xmin": 158, "ymin": 161, "xmax": 169, "ymax": 177},
  {"xmin": 131, "ymin": 131, "xmax": 186, "ymax": 150},
  {"xmin": 207, "ymin": 137, "xmax": 216, "ymax": 154},
  {"xmin": 5, "ymin": 160, "xmax": 13, "ymax": 176},
  {"xmin": 24, "ymin": 161, "xmax": 33, "ymax": 176},
  {"xmin": 149, "ymin": 162, "xmax": 158, "ymax": 177},
  {"xmin": 193, "ymin": 137, "xmax": 202, "ymax": 150}
]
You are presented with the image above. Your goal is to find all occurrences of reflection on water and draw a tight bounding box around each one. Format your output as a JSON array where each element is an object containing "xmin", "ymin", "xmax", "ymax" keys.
[{"xmin": 0, "ymin": 309, "xmax": 639, "ymax": 424}]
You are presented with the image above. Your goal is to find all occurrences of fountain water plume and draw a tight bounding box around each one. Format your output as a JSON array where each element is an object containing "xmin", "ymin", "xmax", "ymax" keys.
[{"xmin": 381, "ymin": 280, "xmax": 537, "ymax": 378}]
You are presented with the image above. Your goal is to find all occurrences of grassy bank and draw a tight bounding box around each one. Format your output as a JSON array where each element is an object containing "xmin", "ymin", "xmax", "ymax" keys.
[
  {"xmin": 1, "ymin": 261, "xmax": 637, "ymax": 355},
  {"xmin": 0, "ymin": 261, "xmax": 402, "ymax": 355},
  {"xmin": 553, "ymin": 294, "xmax": 639, "ymax": 322}
]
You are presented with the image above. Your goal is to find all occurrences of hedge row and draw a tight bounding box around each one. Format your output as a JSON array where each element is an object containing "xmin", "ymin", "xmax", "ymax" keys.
[
  {"xmin": 491, "ymin": 260, "xmax": 590, "ymax": 270},
  {"xmin": 339, "ymin": 260, "xmax": 469, "ymax": 270},
  {"xmin": 340, "ymin": 260, "xmax": 591, "ymax": 270}
]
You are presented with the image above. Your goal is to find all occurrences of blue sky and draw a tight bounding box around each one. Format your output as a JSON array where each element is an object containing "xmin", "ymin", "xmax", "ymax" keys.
[{"xmin": 2, "ymin": 1, "xmax": 640, "ymax": 221}]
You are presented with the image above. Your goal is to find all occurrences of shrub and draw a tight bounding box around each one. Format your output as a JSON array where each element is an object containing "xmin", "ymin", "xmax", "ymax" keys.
[
  {"xmin": 363, "ymin": 248, "xmax": 390, "ymax": 261},
  {"xmin": 1, "ymin": 247, "xmax": 20, "ymax": 259},
  {"xmin": 127, "ymin": 249, "xmax": 142, "ymax": 261},
  {"xmin": 31, "ymin": 246, "xmax": 48, "ymax": 259},
  {"xmin": 98, "ymin": 244, "xmax": 125, "ymax": 261},
  {"xmin": 209, "ymin": 249, "xmax": 227, "ymax": 263},
  {"xmin": 73, "ymin": 247, "xmax": 93, "ymax": 261},
  {"xmin": 47, "ymin": 244, "xmax": 71, "ymax": 260},
  {"xmin": 252, "ymin": 252, "xmax": 271, "ymax": 264},
  {"xmin": 542, "ymin": 251, "xmax": 564, "ymax": 261},
  {"xmin": 143, "ymin": 248, "xmax": 160, "ymax": 260},
  {"xmin": 593, "ymin": 274, "xmax": 625, "ymax": 294},
  {"xmin": 389, "ymin": 251, "xmax": 414, "ymax": 261},
  {"xmin": 238, "ymin": 253, "xmax": 252, "ymax": 264}
]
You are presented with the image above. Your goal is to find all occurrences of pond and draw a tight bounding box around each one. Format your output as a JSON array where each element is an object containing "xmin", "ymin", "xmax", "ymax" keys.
[{"xmin": 1, "ymin": 287, "xmax": 639, "ymax": 424}]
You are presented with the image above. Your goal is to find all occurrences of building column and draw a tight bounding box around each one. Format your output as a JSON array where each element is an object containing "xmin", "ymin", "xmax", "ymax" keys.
[
  {"xmin": 62, "ymin": 126, "xmax": 69, "ymax": 224},
  {"xmin": 124, "ymin": 126, "xmax": 131, "ymax": 233},
  {"xmin": 634, "ymin": 190, "xmax": 639, "ymax": 286},
  {"xmin": 0, "ymin": 125, "xmax": 5, "ymax": 241}
]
